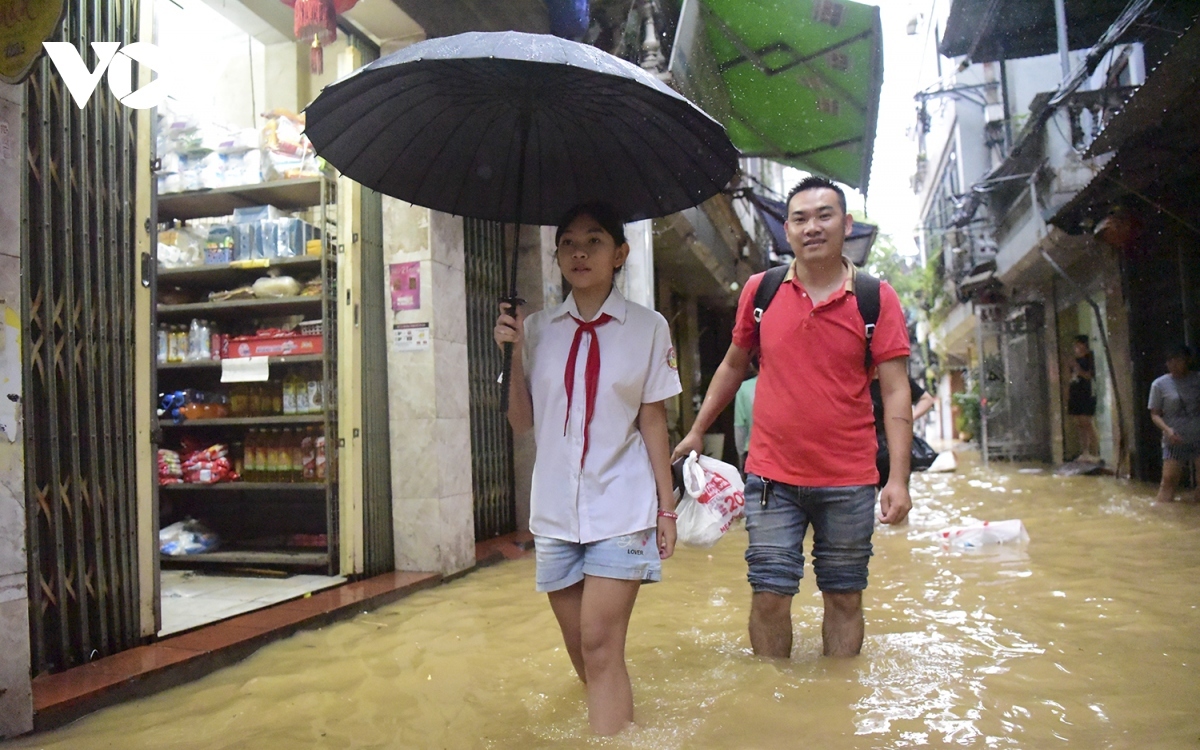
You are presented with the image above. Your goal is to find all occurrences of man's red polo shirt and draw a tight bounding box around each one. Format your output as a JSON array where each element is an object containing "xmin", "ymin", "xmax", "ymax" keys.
[{"xmin": 732, "ymin": 263, "xmax": 910, "ymax": 487}]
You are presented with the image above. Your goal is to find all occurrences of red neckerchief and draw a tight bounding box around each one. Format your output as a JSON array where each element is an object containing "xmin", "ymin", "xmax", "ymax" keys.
[{"xmin": 564, "ymin": 313, "xmax": 614, "ymax": 467}]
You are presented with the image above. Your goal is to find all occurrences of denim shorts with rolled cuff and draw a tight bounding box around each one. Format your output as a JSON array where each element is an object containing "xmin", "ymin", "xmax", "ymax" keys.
[
  {"xmin": 534, "ymin": 529, "xmax": 662, "ymax": 593},
  {"xmin": 742, "ymin": 474, "xmax": 876, "ymax": 595},
  {"xmin": 1163, "ymin": 439, "xmax": 1200, "ymax": 463}
]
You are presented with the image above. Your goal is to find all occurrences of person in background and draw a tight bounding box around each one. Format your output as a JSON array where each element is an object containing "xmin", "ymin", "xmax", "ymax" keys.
[
  {"xmin": 871, "ymin": 375, "xmax": 937, "ymax": 487},
  {"xmin": 733, "ymin": 358, "xmax": 758, "ymax": 471},
  {"xmin": 1149, "ymin": 346, "xmax": 1200, "ymax": 503},
  {"xmin": 1067, "ymin": 335, "xmax": 1100, "ymax": 461},
  {"xmin": 494, "ymin": 202, "xmax": 682, "ymax": 734}
]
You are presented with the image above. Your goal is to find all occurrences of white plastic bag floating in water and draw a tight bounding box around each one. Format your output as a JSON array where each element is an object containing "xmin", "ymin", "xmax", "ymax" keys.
[
  {"xmin": 939, "ymin": 519, "xmax": 1029, "ymax": 548},
  {"xmin": 926, "ymin": 451, "xmax": 957, "ymax": 473},
  {"xmin": 676, "ymin": 451, "xmax": 745, "ymax": 548}
]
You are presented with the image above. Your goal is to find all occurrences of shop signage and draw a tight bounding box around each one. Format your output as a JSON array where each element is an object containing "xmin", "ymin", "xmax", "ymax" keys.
[{"xmin": 42, "ymin": 41, "xmax": 171, "ymax": 109}]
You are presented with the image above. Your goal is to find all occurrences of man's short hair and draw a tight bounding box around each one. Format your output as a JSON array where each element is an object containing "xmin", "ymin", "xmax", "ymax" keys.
[
  {"xmin": 786, "ymin": 176, "xmax": 847, "ymax": 216},
  {"xmin": 1073, "ymin": 334, "xmax": 1089, "ymax": 346},
  {"xmin": 1167, "ymin": 345, "xmax": 1192, "ymax": 362}
]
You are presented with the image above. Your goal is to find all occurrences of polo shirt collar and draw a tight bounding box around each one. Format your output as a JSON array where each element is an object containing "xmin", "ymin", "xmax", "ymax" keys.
[
  {"xmin": 550, "ymin": 285, "xmax": 628, "ymax": 324},
  {"xmin": 784, "ymin": 256, "xmax": 856, "ymax": 295}
]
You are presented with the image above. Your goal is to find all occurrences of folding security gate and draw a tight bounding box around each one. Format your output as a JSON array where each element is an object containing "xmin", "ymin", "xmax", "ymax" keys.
[
  {"xmin": 22, "ymin": 0, "xmax": 143, "ymax": 674},
  {"xmin": 464, "ymin": 219, "xmax": 515, "ymax": 540}
]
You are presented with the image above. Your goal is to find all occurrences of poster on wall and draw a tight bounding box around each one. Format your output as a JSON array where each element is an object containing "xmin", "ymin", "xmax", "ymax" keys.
[
  {"xmin": 390, "ymin": 261, "xmax": 421, "ymax": 311},
  {"xmin": 393, "ymin": 322, "xmax": 430, "ymax": 352}
]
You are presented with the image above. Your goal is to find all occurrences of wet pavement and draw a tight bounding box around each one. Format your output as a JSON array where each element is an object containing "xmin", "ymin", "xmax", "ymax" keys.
[{"xmin": 6, "ymin": 454, "xmax": 1199, "ymax": 749}]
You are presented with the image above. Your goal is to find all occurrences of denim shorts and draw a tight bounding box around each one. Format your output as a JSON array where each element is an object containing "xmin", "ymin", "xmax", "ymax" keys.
[
  {"xmin": 1163, "ymin": 440, "xmax": 1200, "ymax": 462},
  {"xmin": 534, "ymin": 529, "xmax": 662, "ymax": 593},
  {"xmin": 743, "ymin": 474, "xmax": 876, "ymax": 595}
]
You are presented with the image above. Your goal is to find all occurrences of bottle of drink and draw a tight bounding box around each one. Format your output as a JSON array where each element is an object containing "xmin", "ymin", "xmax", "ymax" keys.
[
  {"xmin": 282, "ymin": 372, "xmax": 297, "ymax": 415},
  {"xmin": 271, "ymin": 380, "xmax": 283, "ymax": 415},
  {"xmin": 307, "ymin": 368, "xmax": 323, "ymax": 415},
  {"xmin": 293, "ymin": 371, "xmax": 311, "ymax": 415},
  {"xmin": 265, "ymin": 428, "xmax": 280, "ymax": 483},
  {"xmin": 156, "ymin": 324, "xmax": 168, "ymax": 365},
  {"xmin": 278, "ymin": 428, "xmax": 294, "ymax": 483},
  {"xmin": 301, "ymin": 427, "xmax": 316, "ymax": 482},
  {"xmin": 245, "ymin": 429, "xmax": 260, "ymax": 482},
  {"xmin": 315, "ymin": 429, "xmax": 326, "ymax": 481},
  {"xmin": 290, "ymin": 428, "xmax": 304, "ymax": 483}
]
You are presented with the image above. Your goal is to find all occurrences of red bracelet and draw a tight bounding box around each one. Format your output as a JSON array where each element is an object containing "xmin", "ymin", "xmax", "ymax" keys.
[{"xmin": 657, "ymin": 509, "xmax": 678, "ymax": 520}]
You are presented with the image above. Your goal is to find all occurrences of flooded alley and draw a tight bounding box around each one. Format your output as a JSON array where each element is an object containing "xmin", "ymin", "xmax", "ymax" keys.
[{"xmin": 6, "ymin": 456, "xmax": 1199, "ymax": 749}]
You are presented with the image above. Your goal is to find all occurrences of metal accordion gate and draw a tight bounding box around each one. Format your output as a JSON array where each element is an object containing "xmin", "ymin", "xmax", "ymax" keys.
[
  {"xmin": 22, "ymin": 0, "xmax": 143, "ymax": 674},
  {"xmin": 463, "ymin": 219, "xmax": 516, "ymax": 540}
]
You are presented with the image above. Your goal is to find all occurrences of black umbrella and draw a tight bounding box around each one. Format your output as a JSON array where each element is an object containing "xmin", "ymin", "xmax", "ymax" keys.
[{"xmin": 304, "ymin": 30, "xmax": 739, "ymax": 401}]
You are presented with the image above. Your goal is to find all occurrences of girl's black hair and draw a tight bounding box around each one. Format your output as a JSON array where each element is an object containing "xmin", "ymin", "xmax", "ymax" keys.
[
  {"xmin": 554, "ymin": 201, "xmax": 627, "ymax": 247},
  {"xmin": 1073, "ymin": 334, "xmax": 1090, "ymax": 346}
]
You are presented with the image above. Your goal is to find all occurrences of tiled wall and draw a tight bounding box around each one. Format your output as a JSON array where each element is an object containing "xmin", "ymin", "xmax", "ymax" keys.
[
  {"xmin": 0, "ymin": 82, "xmax": 33, "ymax": 738},
  {"xmin": 381, "ymin": 199, "xmax": 475, "ymax": 575}
]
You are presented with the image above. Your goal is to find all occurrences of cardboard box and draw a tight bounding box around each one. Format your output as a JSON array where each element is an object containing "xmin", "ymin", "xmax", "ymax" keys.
[{"xmin": 223, "ymin": 334, "xmax": 323, "ymax": 358}]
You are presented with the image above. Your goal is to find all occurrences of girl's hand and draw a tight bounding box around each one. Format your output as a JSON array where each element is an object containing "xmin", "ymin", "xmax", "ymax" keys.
[
  {"xmin": 1167, "ymin": 428, "xmax": 1184, "ymax": 445},
  {"xmin": 494, "ymin": 303, "xmax": 525, "ymax": 351},
  {"xmin": 657, "ymin": 516, "xmax": 676, "ymax": 560}
]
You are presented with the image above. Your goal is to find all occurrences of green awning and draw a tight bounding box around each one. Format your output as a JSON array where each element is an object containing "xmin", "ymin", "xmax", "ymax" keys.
[{"xmin": 669, "ymin": 0, "xmax": 883, "ymax": 192}]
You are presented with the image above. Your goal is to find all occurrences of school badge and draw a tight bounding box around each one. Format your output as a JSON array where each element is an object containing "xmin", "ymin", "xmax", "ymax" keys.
[
  {"xmin": 667, "ymin": 346, "xmax": 677, "ymax": 371},
  {"xmin": 1, "ymin": 0, "xmax": 66, "ymax": 84}
]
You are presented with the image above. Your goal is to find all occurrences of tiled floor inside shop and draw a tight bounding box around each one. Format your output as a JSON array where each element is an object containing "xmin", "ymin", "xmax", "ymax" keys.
[{"xmin": 159, "ymin": 570, "xmax": 346, "ymax": 636}]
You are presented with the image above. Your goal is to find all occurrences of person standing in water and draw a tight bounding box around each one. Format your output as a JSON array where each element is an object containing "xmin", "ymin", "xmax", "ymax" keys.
[
  {"xmin": 1067, "ymin": 335, "xmax": 1100, "ymax": 461},
  {"xmin": 494, "ymin": 202, "xmax": 681, "ymax": 735},
  {"xmin": 1149, "ymin": 346, "xmax": 1200, "ymax": 503},
  {"xmin": 672, "ymin": 176, "xmax": 913, "ymax": 659}
]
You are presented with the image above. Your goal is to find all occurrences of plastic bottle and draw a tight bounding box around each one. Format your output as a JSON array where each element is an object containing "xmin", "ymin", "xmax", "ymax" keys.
[
  {"xmin": 290, "ymin": 428, "xmax": 304, "ymax": 483},
  {"xmin": 245, "ymin": 429, "xmax": 260, "ymax": 482},
  {"xmin": 293, "ymin": 371, "xmax": 311, "ymax": 415},
  {"xmin": 279, "ymin": 428, "xmax": 294, "ymax": 483},
  {"xmin": 307, "ymin": 369, "xmax": 323, "ymax": 415},
  {"xmin": 315, "ymin": 429, "xmax": 326, "ymax": 481},
  {"xmin": 156, "ymin": 324, "xmax": 168, "ymax": 365},
  {"xmin": 282, "ymin": 373, "xmax": 297, "ymax": 415},
  {"xmin": 301, "ymin": 427, "xmax": 316, "ymax": 482},
  {"xmin": 265, "ymin": 428, "xmax": 280, "ymax": 482},
  {"xmin": 270, "ymin": 380, "xmax": 283, "ymax": 415}
]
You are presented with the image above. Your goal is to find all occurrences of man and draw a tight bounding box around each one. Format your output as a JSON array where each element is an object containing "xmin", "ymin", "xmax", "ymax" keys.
[
  {"xmin": 733, "ymin": 359, "xmax": 758, "ymax": 471},
  {"xmin": 672, "ymin": 176, "xmax": 913, "ymax": 658}
]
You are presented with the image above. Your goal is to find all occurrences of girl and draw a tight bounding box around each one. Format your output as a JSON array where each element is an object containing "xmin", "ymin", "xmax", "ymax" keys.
[{"xmin": 493, "ymin": 202, "xmax": 681, "ymax": 735}]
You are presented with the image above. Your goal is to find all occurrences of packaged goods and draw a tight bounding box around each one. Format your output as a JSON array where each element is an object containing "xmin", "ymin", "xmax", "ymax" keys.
[
  {"xmin": 301, "ymin": 428, "xmax": 317, "ymax": 481},
  {"xmin": 315, "ymin": 433, "xmax": 326, "ymax": 480},
  {"xmin": 205, "ymin": 226, "xmax": 234, "ymax": 264},
  {"xmin": 233, "ymin": 205, "xmax": 284, "ymax": 224},
  {"xmin": 157, "ymin": 325, "xmax": 169, "ymax": 364},
  {"xmin": 159, "ymin": 518, "xmax": 220, "ymax": 555},
  {"xmin": 252, "ymin": 274, "xmax": 301, "ymax": 298}
]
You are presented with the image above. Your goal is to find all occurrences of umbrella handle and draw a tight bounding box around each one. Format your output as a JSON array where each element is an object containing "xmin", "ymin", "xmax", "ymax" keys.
[{"xmin": 498, "ymin": 296, "xmax": 526, "ymax": 413}]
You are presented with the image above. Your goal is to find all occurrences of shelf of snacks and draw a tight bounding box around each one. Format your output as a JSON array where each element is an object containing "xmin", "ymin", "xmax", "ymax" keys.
[
  {"xmin": 154, "ymin": 107, "xmax": 339, "ymax": 574},
  {"xmin": 157, "ymin": 177, "xmax": 333, "ymax": 222}
]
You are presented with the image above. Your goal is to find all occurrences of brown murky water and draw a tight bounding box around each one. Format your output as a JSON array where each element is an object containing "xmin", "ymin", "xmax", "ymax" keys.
[{"xmin": 8, "ymin": 455, "xmax": 1200, "ymax": 749}]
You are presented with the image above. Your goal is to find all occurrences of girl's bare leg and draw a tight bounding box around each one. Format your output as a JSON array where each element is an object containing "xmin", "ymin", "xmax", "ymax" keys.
[
  {"xmin": 547, "ymin": 581, "xmax": 586, "ymax": 682},
  {"xmin": 1157, "ymin": 459, "xmax": 1183, "ymax": 503},
  {"xmin": 580, "ymin": 575, "xmax": 641, "ymax": 735}
]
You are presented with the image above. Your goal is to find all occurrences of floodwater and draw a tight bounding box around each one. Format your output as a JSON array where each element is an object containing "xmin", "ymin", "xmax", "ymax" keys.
[{"xmin": 8, "ymin": 456, "xmax": 1200, "ymax": 749}]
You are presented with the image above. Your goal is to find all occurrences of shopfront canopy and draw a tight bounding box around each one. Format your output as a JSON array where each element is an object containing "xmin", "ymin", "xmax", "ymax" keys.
[{"xmin": 668, "ymin": 0, "xmax": 883, "ymax": 192}]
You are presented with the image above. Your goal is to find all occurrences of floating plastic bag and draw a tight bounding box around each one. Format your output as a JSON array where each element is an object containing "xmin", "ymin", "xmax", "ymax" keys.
[
  {"xmin": 676, "ymin": 451, "xmax": 745, "ymax": 548},
  {"xmin": 939, "ymin": 519, "xmax": 1028, "ymax": 548},
  {"xmin": 927, "ymin": 451, "xmax": 958, "ymax": 473}
]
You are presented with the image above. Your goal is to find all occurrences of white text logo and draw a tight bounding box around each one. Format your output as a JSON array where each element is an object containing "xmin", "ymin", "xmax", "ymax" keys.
[{"xmin": 43, "ymin": 42, "xmax": 171, "ymax": 109}]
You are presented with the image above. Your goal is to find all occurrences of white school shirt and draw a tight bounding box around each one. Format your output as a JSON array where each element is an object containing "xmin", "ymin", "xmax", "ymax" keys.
[{"xmin": 523, "ymin": 287, "xmax": 682, "ymax": 544}]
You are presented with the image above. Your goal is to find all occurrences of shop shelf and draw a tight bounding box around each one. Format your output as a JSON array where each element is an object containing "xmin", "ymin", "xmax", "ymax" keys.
[
  {"xmin": 159, "ymin": 550, "xmax": 329, "ymax": 567},
  {"xmin": 160, "ymin": 482, "xmax": 326, "ymax": 491},
  {"xmin": 158, "ymin": 415, "xmax": 325, "ymax": 428},
  {"xmin": 157, "ymin": 177, "xmax": 334, "ymax": 221},
  {"xmin": 158, "ymin": 255, "xmax": 324, "ymax": 289},
  {"xmin": 157, "ymin": 296, "xmax": 323, "ymax": 320},
  {"xmin": 157, "ymin": 354, "xmax": 324, "ymax": 371}
]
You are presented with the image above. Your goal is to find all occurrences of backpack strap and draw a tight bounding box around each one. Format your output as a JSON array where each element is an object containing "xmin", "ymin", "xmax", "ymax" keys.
[
  {"xmin": 854, "ymin": 270, "xmax": 881, "ymax": 370},
  {"xmin": 754, "ymin": 263, "xmax": 882, "ymax": 373},
  {"xmin": 752, "ymin": 264, "xmax": 789, "ymax": 331}
]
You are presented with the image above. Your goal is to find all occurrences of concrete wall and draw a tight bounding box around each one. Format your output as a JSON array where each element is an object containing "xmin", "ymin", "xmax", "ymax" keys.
[
  {"xmin": 381, "ymin": 200, "xmax": 475, "ymax": 575},
  {"xmin": 0, "ymin": 81, "xmax": 33, "ymax": 738}
]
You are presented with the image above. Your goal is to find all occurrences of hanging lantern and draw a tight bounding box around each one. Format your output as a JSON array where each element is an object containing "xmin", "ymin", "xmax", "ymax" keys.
[{"xmin": 281, "ymin": 0, "xmax": 359, "ymax": 75}]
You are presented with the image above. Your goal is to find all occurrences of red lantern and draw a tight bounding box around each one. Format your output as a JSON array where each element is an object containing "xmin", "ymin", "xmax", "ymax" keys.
[{"xmin": 281, "ymin": 0, "xmax": 359, "ymax": 75}]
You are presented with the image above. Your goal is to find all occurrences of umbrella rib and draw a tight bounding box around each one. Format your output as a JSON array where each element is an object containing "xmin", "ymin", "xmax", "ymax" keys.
[{"xmin": 446, "ymin": 100, "xmax": 520, "ymax": 216}]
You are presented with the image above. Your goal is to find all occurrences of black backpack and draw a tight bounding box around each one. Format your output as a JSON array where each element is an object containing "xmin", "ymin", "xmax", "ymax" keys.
[{"xmin": 752, "ymin": 264, "xmax": 881, "ymax": 369}]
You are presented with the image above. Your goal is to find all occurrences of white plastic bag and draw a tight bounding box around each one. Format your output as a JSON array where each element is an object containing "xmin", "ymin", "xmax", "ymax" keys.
[
  {"xmin": 676, "ymin": 451, "xmax": 745, "ymax": 547},
  {"xmin": 939, "ymin": 519, "xmax": 1028, "ymax": 548}
]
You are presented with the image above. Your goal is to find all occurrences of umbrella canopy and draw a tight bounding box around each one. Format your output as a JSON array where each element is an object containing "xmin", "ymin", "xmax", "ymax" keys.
[
  {"xmin": 304, "ymin": 30, "xmax": 739, "ymax": 227},
  {"xmin": 668, "ymin": 0, "xmax": 883, "ymax": 192}
]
